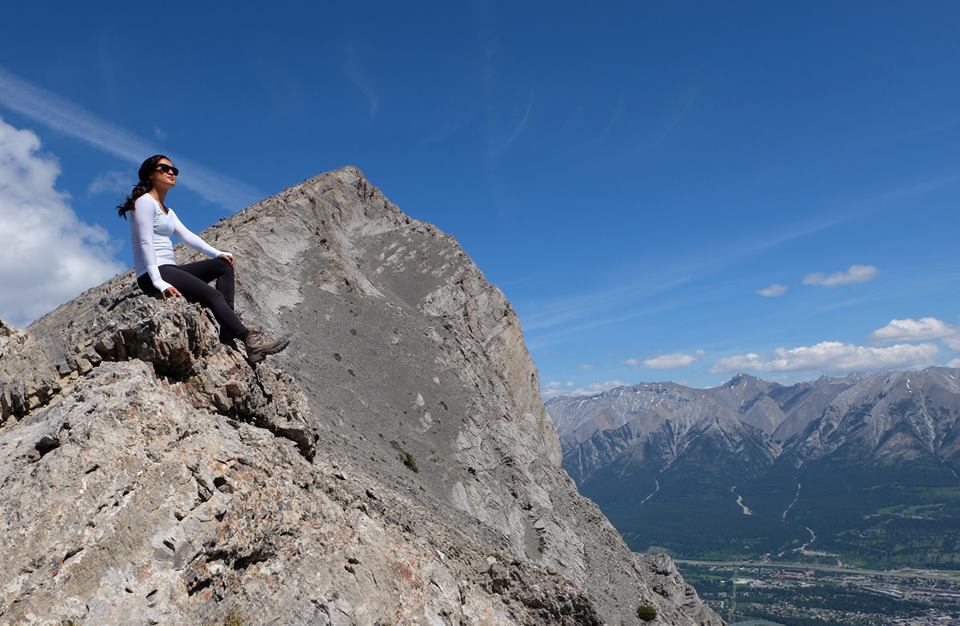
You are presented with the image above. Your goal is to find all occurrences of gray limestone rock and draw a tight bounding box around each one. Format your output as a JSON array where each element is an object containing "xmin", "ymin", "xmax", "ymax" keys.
[{"xmin": 0, "ymin": 166, "xmax": 722, "ymax": 625}]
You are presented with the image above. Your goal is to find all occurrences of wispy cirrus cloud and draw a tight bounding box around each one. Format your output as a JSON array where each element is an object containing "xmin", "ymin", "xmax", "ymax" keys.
[
  {"xmin": 471, "ymin": 7, "xmax": 535, "ymax": 162},
  {"xmin": 803, "ymin": 264, "xmax": 878, "ymax": 287},
  {"xmin": 340, "ymin": 42, "xmax": 378, "ymax": 120},
  {"xmin": 486, "ymin": 88, "xmax": 534, "ymax": 159},
  {"xmin": 652, "ymin": 81, "xmax": 699, "ymax": 144},
  {"xmin": 521, "ymin": 213, "xmax": 847, "ymax": 351},
  {"xmin": 0, "ymin": 64, "xmax": 261, "ymax": 210},
  {"xmin": 522, "ymin": 172, "xmax": 947, "ymax": 353},
  {"xmin": 591, "ymin": 98, "xmax": 623, "ymax": 144}
]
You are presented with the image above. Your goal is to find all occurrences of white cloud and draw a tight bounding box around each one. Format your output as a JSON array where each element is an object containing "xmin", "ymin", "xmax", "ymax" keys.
[
  {"xmin": 153, "ymin": 126, "xmax": 167, "ymax": 141},
  {"xmin": 643, "ymin": 349, "xmax": 705, "ymax": 369},
  {"xmin": 623, "ymin": 358, "xmax": 640, "ymax": 367},
  {"xmin": 948, "ymin": 358, "xmax": 960, "ymax": 368},
  {"xmin": 712, "ymin": 341, "xmax": 938, "ymax": 373},
  {"xmin": 803, "ymin": 264, "xmax": 878, "ymax": 287},
  {"xmin": 578, "ymin": 363, "xmax": 595, "ymax": 370},
  {"xmin": 757, "ymin": 283, "xmax": 787, "ymax": 297},
  {"xmin": 872, "ymin": 316, "xmax": 960, "ymax": 350},
  {"xmin": 0, "ymin": 117, "xmax": 124, "ymax": 324},
  {"xmin": 542, "ymin": 379, "xmax": 626, "ymax": 399},
  {"xmin": 87, "ymin": 170, "xmax": 130, "ymax": 195},
  {"xmin": 872, "ymin": 317, "xmax": 956, "ymax": 341},
  {"xmin": 0, "ymin": 63, "xmax": 260, "ymax": 209}
]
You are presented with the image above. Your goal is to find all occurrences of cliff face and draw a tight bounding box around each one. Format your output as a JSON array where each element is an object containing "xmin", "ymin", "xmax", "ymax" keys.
[{"xmin": 0, "ymin": 167, "xmax": 722, "ymax": 625}]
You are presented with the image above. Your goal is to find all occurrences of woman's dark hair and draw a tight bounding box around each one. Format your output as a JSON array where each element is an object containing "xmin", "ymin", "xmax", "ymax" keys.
[{"xmin": 117, "ymin": 154, "xmax": 170, "ymax": 218}]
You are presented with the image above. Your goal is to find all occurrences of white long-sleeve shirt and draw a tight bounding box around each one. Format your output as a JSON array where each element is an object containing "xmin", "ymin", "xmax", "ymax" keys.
[{"xmin": 130, "ymin": 193, "xmax": 228, "ymax": 292}]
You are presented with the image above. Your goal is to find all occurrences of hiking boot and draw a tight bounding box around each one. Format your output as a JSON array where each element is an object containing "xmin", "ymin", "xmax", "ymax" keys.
[{"xmin": 243, "ymin": 329, "xmax": 291, "ymax": 363}]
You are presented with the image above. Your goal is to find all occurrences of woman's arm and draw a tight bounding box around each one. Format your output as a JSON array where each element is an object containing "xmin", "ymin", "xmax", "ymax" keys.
[
  {"xmin": 132, "ymin": 195, "xmax": 174, "ymax": 293},
  {"xmin": 169, "ymin": 209, "xmax": 229, "ymax": 259}
]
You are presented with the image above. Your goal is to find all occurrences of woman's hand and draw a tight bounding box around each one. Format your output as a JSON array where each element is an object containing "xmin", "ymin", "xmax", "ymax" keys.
[
  {"xmin": 218, "ymin": 253, "xmax": 237, "ymax": 268},
  {"xmin": 162, "ymin": 286, "xmax": 182, "ymax": 299}
]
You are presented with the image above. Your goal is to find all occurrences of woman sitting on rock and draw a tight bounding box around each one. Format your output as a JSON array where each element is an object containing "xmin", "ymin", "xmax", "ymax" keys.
[{"xmin": 117, "ymin": 154, "xmax": 289, "ymax": 363}]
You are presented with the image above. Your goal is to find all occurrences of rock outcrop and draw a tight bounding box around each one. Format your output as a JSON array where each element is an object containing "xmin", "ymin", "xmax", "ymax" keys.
[{"xmin": 0, "ymin": 167, "xmax": 722, "ymax": 625}]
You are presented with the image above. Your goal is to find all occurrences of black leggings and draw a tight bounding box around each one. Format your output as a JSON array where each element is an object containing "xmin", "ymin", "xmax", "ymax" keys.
[{"xmin": 137, "ymin": 259, "xmax": 247, "ymax": 339}]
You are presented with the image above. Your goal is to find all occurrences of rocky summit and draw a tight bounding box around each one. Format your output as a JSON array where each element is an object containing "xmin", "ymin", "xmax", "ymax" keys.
[{"xmin": 0, "ymin": 167, "xmax": 722, "ymax": 626}]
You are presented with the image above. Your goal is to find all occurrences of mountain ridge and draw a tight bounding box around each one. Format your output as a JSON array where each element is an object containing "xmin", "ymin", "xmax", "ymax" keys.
[{"xmin": 548, "ymin": 367, "xmax": 960, "ymax": 568}]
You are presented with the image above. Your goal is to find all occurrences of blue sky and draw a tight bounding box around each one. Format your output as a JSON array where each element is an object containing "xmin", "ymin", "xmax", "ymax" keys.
[{"xmin": 1, "ymin": 1, "xmax": 959, "ymax": 392}]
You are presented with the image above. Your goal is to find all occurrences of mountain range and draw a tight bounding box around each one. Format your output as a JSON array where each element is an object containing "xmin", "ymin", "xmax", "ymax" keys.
[{"xmin": 548, "ymin": 369, "xmax": 960, "ymax": 568}]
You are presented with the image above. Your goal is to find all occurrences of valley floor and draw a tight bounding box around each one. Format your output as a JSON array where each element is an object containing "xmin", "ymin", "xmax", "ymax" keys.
[{"xmin": 671, "ymin": 558, "xmax": 960, "ymax": 626}]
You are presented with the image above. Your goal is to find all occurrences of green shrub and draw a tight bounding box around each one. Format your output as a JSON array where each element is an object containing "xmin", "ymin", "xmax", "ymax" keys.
[
  {"xmin": 390, "ymin": 440, "xmax": 419, "ymax": 473},
  {"xmin": 636, "ymin": 603, "xmax": 657, "ymax": 622}
]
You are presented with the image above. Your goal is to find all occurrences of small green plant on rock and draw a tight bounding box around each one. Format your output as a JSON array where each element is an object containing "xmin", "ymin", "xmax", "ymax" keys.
[
  {"xmin": 636, "ymin": 603, "xmax": 657, "ymax": 622},
  {"xmin": 390, "ymin": 440, "xmax": 419, "ymax": 473}
]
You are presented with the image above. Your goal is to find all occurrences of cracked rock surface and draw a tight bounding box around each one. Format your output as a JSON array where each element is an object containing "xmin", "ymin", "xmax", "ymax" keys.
[{"xmin": 1, "ymin": 167, "xmax": 723, "ymax": 625}]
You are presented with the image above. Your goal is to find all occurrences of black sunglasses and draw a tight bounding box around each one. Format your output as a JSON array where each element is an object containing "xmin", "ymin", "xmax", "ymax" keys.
[{"xmin": 155, "ymin": 163, "xmax": 179, "ymax": 176}]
